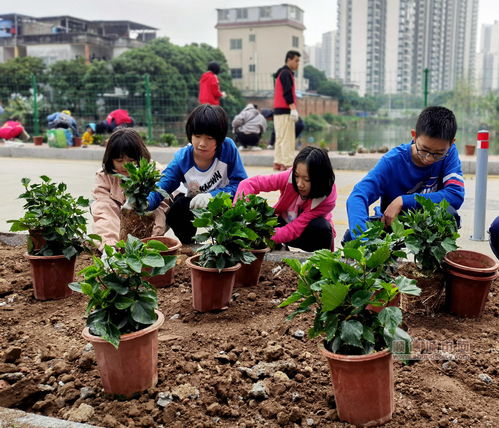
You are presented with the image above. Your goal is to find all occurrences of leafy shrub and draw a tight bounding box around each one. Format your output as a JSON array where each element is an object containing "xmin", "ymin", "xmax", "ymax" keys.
[
  {"xmin": 70, "ymin": 235, "xmax": 176, "ymax": 348},
  {"xmin": 303, "ymin": 114, "xmax": 328, "ymax": 132},
  {"xmin": 8, "ymin": 176, "xmax": 98, "ymax": 258},
  {"xmin": 117, "ymin": 158, "xmax": 168, "ymax": 215},
  {"xmin": 160, "ymin": 133, "xmax": 179, "ymax": 147},
  {"xmin": 192, "ymin": 192, "xmax": 256, "ymax": 270},
  {"xmin": 279, "ymin": 230, "xmax": 420, "ymax": 355},
  {"xmin": 399, "ymin": 195, "xmax": 459, "ymax": 272},
  {"xmin": 234, "ymin": 194, "xmax": 278, "ymax": 249}
]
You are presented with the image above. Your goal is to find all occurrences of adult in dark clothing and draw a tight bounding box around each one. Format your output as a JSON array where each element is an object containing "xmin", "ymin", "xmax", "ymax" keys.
[
  {"xmin": 47, "ymin": 110, "xmax": 79, "ymax": 136},
  {"xmin": 273, "ymin": 50, "xmax": 300, "ymax": 171}
]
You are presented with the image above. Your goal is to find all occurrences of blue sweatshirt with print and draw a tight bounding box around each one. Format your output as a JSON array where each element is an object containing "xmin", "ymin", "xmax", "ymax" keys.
[
  {"xmin": 147, "ymin": 137, "xmax": 248, "ymax": 210},
  {"xmin": 347, "ymin": 142, "xmax": 465, "ymax": 237}
]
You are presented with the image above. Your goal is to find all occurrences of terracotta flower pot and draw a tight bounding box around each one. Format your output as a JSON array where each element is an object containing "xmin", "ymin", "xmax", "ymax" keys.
[
  {"xmin": 185, "ymin": 254, "xmax": 240, "ymax": 312},
  {"xmin": 445, "ymin": 268, "xmax": 498, "ymax": 318},
  {"xmin": 73, "ymin": 137, "xmax": 82, "ymax": 147},
  {"xmin": 464, "ymin": 144, "xmax": 475, "ymax": 156},
  {"xmin": 33, "ymin": 136, "xmax": 43, "ymax": 146},
  {"xmin": 320, "ymin": 345, "xmax": 394, "ymax": 426},
  {"xmin": 140, "ymin": 236, "xmax": 181, "ymax": 288},
  {"xmin": 444, "ymin": 250, "xmax": 499, "ymax": 277},
  {"xmin": 82, "ymin": 311, "xmax": 164, "ymax": 397},
  {"xmin": 25, "ymin": 253, "xmax": 75, "ymax": 300},
  {"xmin": 234, "ymin": 247, "xmax": 270, "ymax": 287}
]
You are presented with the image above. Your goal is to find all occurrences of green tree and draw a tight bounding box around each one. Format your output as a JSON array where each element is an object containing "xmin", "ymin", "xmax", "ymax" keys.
[
  {"xmin": 0, "ymin": 57, "xmax": 45, "ymax": 100},
  {"xmin": 304, "ymin": 65, "xmax": 328, "ymax": 91},
  {"xmin": 317, "ymin": 80, "xmax": 343, "ymax": 98},
  {"xmin": 46, "ymin": 58, "xmax": 89, "ymax": 112}
]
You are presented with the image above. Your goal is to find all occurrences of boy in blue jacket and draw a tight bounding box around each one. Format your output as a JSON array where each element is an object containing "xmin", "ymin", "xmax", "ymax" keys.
[
  {"xmin": 345, "ymin": 106, "xmax": 464, "ymax": 240},
  {"xmin": 147, "ymin": 104, "xmax": 248, "ymax": 244}
]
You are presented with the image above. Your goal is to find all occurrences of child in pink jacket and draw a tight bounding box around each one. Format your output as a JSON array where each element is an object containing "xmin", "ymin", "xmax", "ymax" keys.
[{"xmin": 235, "ymin": 146, "xmax": 337, "ymax": 251}]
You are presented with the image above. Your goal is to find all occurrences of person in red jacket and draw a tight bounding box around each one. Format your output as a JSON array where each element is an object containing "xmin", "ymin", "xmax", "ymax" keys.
[
  {"xmin": 198, "ymin": 62, "xmax": 226, "ymax": 105},
  {"xmin": 95, "ymin": 109, "xmax": 134, "ymax": 134},
  {"xmin": 273, "ymin": 50, "xmax": 301, "ymax": 171},
  {"xmin": 0, "ymin": 119, "xmax": 30, "ymax": 140}
]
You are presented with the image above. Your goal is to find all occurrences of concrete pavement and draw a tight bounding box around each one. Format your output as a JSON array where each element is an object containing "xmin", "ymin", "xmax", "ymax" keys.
[{"xmin": 1, "ymin": 153, "xmax": 497, "ymax": 259}]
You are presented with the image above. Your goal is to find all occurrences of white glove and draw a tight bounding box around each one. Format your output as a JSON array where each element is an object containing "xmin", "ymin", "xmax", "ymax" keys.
[
  {"xmin": 221, "ymin": 91, "xmax": 227, "ymax": 98},
  {"xmin": 290, "ymin": 109, "xmax": 299, "ymax": 122},
  {"xmin": 189, "ymin": 193, "xmax": 212, "ymax": 210}
]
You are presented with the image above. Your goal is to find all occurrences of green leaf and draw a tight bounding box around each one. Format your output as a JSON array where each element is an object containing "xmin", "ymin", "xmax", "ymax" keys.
[
  {"xmin": 351, "ymin": 290, "xmax": 373, "ymax": 307},
  {"xmin": 321, "ymin": 282, "xmax": 349, "ymax": 312},
  {"xmin": 378, "ymin": 306, "xmax": 403, "ymax": 334},
  {"xmin": 142, "ymin": 253, "xmax": 165, "ymax": 268},
  {"xmin": 284, "ymin": 258, "xmax": 302, "ymax": 274},
  {"xmin": 114, "ymin": 296, "xmax": 135, "ymax": 310},
  {"xmin": 366, "ymin": 245, "xmax": 391, "ymax": 269},
  {"xmin": 145, "ymin": 240, "xmax": 168, "ymax": 251},
  {"xmin": 125, "ymin": 255, "xmax": 143, "ymax": 273},
  {"xmin": 131, "ymin": 301, "xmax": 157, "ymax": 325},
  {"xmin": 362, "ymin": 325, "xmax": 375, "ymax": 344},
  {"xmin": 395, "ymin": 276, "xmax": 421, "ymax": 296},
  {"xmin": 278, "ymin": 291, "xmax": 303, "ymax": 307},
  {"xmin": 340, "ymin": 320, "xmax": 363, "ymax": 348},
  {"xmin": 343, "ymin": 247, "xmax": 363, "ymax": 262}
]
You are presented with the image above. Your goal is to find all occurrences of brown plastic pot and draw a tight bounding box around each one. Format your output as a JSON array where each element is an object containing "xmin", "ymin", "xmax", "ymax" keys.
[
  {"xmin": 73, "ymin": 137, "xmax": 82, "ymax": 147},
  {"xmin": 33, "ymin": 136, "xmax": 43, "ymax": 146},
  {"xmin": 320, "ymin": 345, "xmax": 394, "ymax": 426},
  {"xmin": 234, "ymin": 247, "xmax": 270, "ymax": 287},
  {"xmin": 446, "ymin": 268, "xmax": 498, "ymax": 318},
  {"xmin": 186, "ymin": 254, "xmax": 240, "ymax": 312},
  {"xmin": 141, "ymin": 236, "xmax": 181, "ymax": 288},
  {"xmin": 82, "ymin": 311, "xmax": 164, "ymax": 397},
  {"xmin": 464, "ymin": 144, "xmax": 475, "ymax": 156},
  {"xmin": 444, "ymin": 250, "xmax": 499, "ymax": 277},
  {"xmin": 25, "ymin": 253, "xmax": 75, "ymax": 300}
]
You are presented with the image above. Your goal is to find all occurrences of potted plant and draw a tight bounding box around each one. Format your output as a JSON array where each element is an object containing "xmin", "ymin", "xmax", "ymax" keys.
[
  {"xmin": 33, "ymin": 136, "xmax": 43, "ymax": 146},
  {"xmin": 399, "ymin": 195, "xmax": 459, "ymax": 313},
  {"xmin": 233, "ymin": 194, "xmax": 278, "ymax": 287},
  {"xmin": 141, "ymin": 236, "xmax": 182, "ymax": 288},
  {"xmin": 279, "ymin": 232, "xmax": 421, "ymax": 426},
  {"xmin": 117, "ymin": 158, "xmax": 168, "ymax": 240},
  {"xmin": 8, "ymin": 176, "xmax": 98, "ymax": 300},
  {"xmin": 69, "ymin": 235, "xmax": 176, "ymax": 397},
  {"xmin": 186, "ymin": 192, "xmax": 256, "ymax": 312}
]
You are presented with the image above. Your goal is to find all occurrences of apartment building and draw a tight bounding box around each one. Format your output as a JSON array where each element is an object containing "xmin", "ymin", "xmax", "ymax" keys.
[
  {"xmin": 215, "ymin": 4, "xmax": 306, "ymax": 92},
  {"xmin": 476, "ymin": 21, "xmax": 499, "ymax": 94},
  {"xmin": 0, "ymin": 13, "xmax": 156, "ymax": 64},
  {"xmin": 335, "ymin": 0, "xmax": 478, "ymax": 95}
]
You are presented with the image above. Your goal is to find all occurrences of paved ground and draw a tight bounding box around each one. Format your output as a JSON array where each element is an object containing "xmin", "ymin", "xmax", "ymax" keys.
[{"xmin": 1, "ymin": 155, "xmax": 497, "ymax": 258}]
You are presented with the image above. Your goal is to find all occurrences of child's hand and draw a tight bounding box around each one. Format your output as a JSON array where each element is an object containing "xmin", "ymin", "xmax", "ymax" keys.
[
  {"xmin": 189, "ymin": 193, "xmax": 212, "ymax": 210},
  {"xmin": 381, "ymin": 196, "xmax": 403, "ymax": 227}
]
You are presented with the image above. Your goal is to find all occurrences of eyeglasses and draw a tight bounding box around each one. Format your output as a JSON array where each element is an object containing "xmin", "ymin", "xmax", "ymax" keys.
[{"xmin": 413, "ymin": 140, "xmax": 448, "ymax": 161}]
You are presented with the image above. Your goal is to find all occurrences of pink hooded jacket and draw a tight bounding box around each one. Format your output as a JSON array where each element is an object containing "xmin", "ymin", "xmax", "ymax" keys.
[{"xmin": 235, "ymin": 170, "xmax": 337, "ymax": 249}]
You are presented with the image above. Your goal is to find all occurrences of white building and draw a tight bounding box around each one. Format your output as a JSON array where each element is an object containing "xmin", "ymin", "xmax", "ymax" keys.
[
  {"xmin": 335, "ymin": 0, "xmax": 478, "ymax": 95},
  {"xmin": 476, "ymin": 21, "xmax": 499, "ymax": 94},
  {"xmin": 215, "ymin": 4, "xmax": 306, "ymax": 92}
]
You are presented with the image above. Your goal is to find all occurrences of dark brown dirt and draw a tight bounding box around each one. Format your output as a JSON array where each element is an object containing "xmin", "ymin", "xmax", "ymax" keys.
[{"xmin": 0, "ymin": 241, "xmax": 498, "ymax": 427}]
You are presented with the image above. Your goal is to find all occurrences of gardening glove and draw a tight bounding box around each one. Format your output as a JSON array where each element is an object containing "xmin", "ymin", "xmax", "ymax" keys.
[
  {"xmin": 122, "ymin": 198, "xmax": 134, "ymax": 211},
  {"xmin": 189, "ymin": 193, "xmax": 212, "ymax": 210},
  {"xmin": 290, "ymin": 109, "xmax": 299, "ymax": 122}
]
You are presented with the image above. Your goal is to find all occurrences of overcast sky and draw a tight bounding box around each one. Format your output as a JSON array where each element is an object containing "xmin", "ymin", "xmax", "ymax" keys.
[{"xmin": 8, "ymin": 0, "xmax": 499, "ymax": 47}]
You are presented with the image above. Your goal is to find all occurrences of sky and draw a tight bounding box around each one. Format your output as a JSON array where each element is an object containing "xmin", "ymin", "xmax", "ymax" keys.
[{"xmin": 7, "ymin": 0, "xmax": 499, "ymax": 47}]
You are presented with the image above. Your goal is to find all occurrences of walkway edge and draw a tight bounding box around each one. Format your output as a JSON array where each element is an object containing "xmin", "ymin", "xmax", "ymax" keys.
[{"xmin": 0, "ymin": 145, "xmax": 493, "ymax": 173}]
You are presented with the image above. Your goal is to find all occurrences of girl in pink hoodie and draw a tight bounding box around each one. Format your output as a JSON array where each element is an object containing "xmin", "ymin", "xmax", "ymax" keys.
[{"xmin": 235, "ymin": 146, "xmax": 337, "ymax": 251}]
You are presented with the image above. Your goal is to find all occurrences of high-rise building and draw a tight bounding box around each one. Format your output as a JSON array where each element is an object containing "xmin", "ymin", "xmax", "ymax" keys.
[
  {"xmin": 476, "ymin": 22, "xmax": 499, "ymax": 94},
  {"xmin": 335, "ymin": 0, "xmax": 478, "ymax": 95},
  {"xmin": 321, "ymin": 30, "xmax": 336, "ymax": 78},
  {"xmin": 216, "ymin": 4, "xmax": 306, "ymax": 92}
]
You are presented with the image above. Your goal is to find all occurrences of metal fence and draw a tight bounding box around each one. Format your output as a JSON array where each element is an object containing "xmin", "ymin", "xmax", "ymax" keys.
[{"xmin": 0, "ymin": 74, "xmax": 206, "ymax": 143}]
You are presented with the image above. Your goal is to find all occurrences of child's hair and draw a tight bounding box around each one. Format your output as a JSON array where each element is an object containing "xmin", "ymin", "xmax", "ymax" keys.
[
  {"xmin": 415, "ymin": 106, "xmax": 457, "ymax": 143},
  {"xmin": 292, "ymin": 146, "xmax": 335, "ymax": 199},
  {"xmin": 102, "ymin": 128, "xmax": 151, "ymax": 173},
  {"xmin": 207, "ymin": 61, "xmax": 220, "ymax": 75},
  {"xmin": 185, "ymin": 104, "xmax": 228, "ymax": 147}
]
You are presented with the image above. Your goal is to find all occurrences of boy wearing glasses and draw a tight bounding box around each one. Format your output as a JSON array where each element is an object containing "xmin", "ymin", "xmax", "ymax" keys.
[{"xmin": 345, "ymin": 106, "xmax": 464, "ymax": 240}]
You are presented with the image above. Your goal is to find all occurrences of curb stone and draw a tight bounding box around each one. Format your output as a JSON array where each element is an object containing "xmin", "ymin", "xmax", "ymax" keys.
[{"xmin": 0, "ymin": 407, "xmax": 100, "ymax": 428}]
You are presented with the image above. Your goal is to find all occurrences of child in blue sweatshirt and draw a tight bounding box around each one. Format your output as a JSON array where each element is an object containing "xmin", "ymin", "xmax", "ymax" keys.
[
  {"xmin": 147, "ymin": 104, "xmax": 248, "ymax": 244},
  {"xmin": 346, "ymin": 106, "xmax": 464, "ymax": 240}
]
